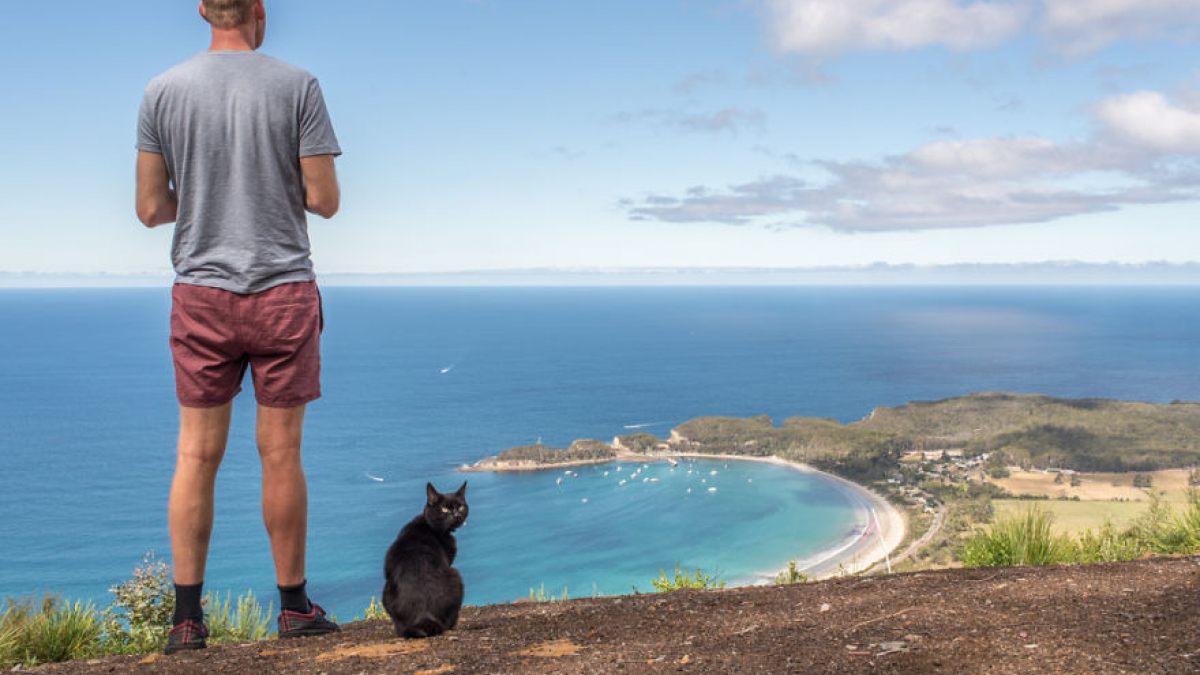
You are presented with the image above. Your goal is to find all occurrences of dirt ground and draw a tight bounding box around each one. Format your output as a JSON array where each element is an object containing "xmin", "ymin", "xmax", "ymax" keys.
[{"xmin": 38, "ymin": 556, "xmax": 1200, "ymax": 675}]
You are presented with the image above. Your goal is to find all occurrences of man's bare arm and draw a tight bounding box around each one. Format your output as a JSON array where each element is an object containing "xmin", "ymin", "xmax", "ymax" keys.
[
  {"xmin": 136, "ymin": 151, "xmax": 178, "ymax": 228},
  {"xmin": 300, "ymin": 154, "xmax": 340, "ymax": 219}
]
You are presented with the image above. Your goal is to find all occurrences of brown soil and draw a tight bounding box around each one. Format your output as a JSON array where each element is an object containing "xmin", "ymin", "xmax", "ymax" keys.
[{"xmin": 38, "ymin": 556, "xmax": 1200, "ymax": 675}]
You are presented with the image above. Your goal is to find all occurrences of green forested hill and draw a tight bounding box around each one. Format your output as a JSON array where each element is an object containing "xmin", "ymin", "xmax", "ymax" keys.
[{"xmin": 489, "ymin": 394, "xmax": 1200, "ymax": 475}]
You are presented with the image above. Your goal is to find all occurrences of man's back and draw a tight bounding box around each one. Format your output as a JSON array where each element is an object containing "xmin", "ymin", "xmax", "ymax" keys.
[
  {"xmin": 140, "ymin": 1, "xmax": 343, "ymax": 656},
  {"xmin": 138, "ymin": 51, "xmax": 340, "ymax": 294}
]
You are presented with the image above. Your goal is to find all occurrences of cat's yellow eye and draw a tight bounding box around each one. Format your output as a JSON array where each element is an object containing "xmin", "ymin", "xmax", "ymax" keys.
[
  {"xmin": 440, "ymin": 507, "xmax": 450, "ymax": 513},
  {"xmin": 456, "ymin": 506, "xmax": 464, "ymax": 512}
]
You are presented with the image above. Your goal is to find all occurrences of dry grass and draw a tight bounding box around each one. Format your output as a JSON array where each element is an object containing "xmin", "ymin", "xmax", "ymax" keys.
[
  {"xmin": 989, "ymin": 469, "xmax": 1192, "ymax": 501},
  {"xmin": 992, "ymin": 499, "xmax": 1151, "ymax": 534},
  {"xmin": 989, "ymin": 470, "xmax": 1145, "ymax": 501},
  {"xmin": 989, "ymin": 469, "xmax": 1196, "ymax": 534}
]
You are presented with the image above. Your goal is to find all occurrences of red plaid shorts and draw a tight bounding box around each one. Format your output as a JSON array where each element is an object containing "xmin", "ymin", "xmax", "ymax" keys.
[{"xmin": 169, "ymin": 281, "xmax": 322, "ymax": 408}]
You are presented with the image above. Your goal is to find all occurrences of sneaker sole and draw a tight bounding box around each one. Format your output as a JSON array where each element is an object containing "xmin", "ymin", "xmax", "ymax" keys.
[
  {"xmin": 279, "ymin": 623, "xmax": 340, "ymax": 638},
  {"xmin": 163, "ymin": 642, "xmax": 207, "ymax": 655}
]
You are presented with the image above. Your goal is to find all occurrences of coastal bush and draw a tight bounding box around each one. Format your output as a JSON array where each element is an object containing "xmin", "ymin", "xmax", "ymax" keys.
[
  {"xmin": 0, "ymin": 554, "xmax": 330, "ymax": 665},
  {"xmin": 963, "ymin": 491, "xmax": 1200, "ymax": 568},
  {"xmin": 1128, "ymin": 492, "xmax": 1200, "ymax": 555},
  {"xmin": 616, "ymin": 432, "xmax": 661, "ymax": 453},
  {"xmin": 204, "ymin": 591, "xmax": 273, "ymax": 643},
  {"xmin": 652, "ymin": 564, "xmax": 725, "ymax": 592},
  {"xmin": 0, "ymin": 596, "xmax": 103, "ymax": 668},
  {"xmin": 959, "ymin": 507, "xmax": 1073, "ymax": 567},
  {"xmin": 1072, "ymin": 521, "xmax": 1143, "ymax": 563},
  {"xmin": 103, "ymin": 553, "xmax": 174, "ymax": 653},
  {"xmin": 773, "ymin": 561, "xmax": 808, "ymax": 585}
]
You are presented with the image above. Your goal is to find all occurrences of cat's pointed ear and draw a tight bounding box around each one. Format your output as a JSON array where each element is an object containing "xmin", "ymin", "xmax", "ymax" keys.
[
  {"xmin": 456, "ymin": 481, "xmax": 467, "ymax": 497},
  {"xmin": 426, "ymin": 482, "xmax": 440, "ymax": 506}
]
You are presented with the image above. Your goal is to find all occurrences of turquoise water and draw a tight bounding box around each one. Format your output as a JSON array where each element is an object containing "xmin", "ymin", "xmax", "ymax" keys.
[{"xmin": 2, "ymin": 286, "xmax": 1198, "ymax": 618}]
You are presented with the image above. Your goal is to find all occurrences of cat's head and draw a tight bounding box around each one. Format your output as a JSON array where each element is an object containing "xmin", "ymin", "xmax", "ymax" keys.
[{"xmin": 424, "ymin": 481, "xmax": 468, "ymax": 532}]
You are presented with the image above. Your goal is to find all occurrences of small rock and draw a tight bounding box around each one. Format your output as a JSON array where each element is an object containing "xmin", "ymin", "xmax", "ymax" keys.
[{"xmin": 820, "ymin": 603, "xmax": 831, "ymax": 613}]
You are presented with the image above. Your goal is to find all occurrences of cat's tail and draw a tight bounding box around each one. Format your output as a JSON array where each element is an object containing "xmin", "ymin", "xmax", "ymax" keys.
[{"xmin": 401, "ymin": 615, "xmax": 446, "ymax": 639}]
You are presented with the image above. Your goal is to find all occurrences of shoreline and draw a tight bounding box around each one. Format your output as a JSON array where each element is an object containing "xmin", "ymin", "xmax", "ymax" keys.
[
  {"xmin": 467, "ymin": 451, "xmax": 906, "ymax": 583},
  {"xmin": 669, "ymin": 453, "xmax": 906, "ymax": 581}
]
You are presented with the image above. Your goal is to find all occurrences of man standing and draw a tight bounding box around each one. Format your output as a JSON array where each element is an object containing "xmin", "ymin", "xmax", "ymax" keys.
[{"xmin": 136, "ymin": 0, "xmax": 342, "ymax": 654}]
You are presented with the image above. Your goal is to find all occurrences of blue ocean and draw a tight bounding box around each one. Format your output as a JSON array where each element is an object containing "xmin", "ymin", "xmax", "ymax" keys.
[{"xmin": 2, "ymin": 286, "xmax": 1198, "ymax": 619}]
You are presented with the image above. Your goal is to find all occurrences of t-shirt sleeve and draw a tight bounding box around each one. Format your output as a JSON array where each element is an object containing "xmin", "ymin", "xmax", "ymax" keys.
[
  {"xmin": 136, "ymin": 84, "xmax": 162, "ymax": 154},
  {"xmin": 299, "ymin": 78, "xmax": 342, "ymax": 158}
]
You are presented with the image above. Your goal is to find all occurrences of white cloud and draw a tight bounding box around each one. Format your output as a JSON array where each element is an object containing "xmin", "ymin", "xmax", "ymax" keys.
[
  {"xmin": 1094, "ymin": 91, "xmax": 1200, "ymax": 154},
  {"xmin": 759, "ymin": 0, "xmax": 1029, "ymax": 55},
  {"xmin": 756, "ymin": 0, "xmax": 1200, "ymax": 57},
  {"xmin": 1041, "ymin": 0, "xmax": 1200, "ymax": 57},
  {"xmin": 624, "ymin": 132, "xmax": 1194, "ymax": 232}
]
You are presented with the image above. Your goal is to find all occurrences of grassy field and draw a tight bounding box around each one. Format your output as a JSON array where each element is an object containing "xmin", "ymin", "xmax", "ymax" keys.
[
  {"xmin": 990, "ymin": 469, "xmax": 1195, "ymax": 534},
  {"xmin": 990, "ymin": 469, "xmax": 1192, "ymax": 501},
  {"xmin": 992, "ymin": 499, "xmax": 1151, "ymax": 533}
]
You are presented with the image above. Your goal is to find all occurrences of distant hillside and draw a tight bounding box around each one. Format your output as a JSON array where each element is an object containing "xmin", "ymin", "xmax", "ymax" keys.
[
  {"xmin": 484, "ymin": 393, "xmax": 1200, "ymax": 476},
  {"xmin": 857, "ymin": 393, "xmax": 1200, "ymax": 471},
  {"xmin": 474, "ymin": 439, "xmax": 618, "ymax": 470}
]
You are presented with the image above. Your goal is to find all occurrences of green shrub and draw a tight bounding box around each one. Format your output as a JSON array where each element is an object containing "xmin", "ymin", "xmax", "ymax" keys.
[
  {"xmin": 0, "ymin": 596, "xmax": 104, "ymax": 668},
  {"xmin": 1073, "ymin": 521, "xmax": 1143, "ymax": 563},
  {"xmin": 652, "ymin": 564, "xmax": 725, "ymax": 592},
  {"xmin": 1129, "ymin": 492, "xmax": 1200, "ymax": 555},
  {"xmin": 204, "ymin": 591, "xmax": 273, "ymax": 643},
  {"xmin": 773, "ymin": 560, "xmax": 808, "ymax": 585},
  {"xmin": 959, "ymin": 507, "xmax": 1073, "ymax": 567},
  {"xmin": 103, "ymin": 553, "xmax": 174, "ymax": 654}
]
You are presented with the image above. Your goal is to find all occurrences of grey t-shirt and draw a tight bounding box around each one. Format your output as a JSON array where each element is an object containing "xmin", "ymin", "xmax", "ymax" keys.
[{"xmin": 137, "ymin": 51, "xmax": 341, "ymax": 294}]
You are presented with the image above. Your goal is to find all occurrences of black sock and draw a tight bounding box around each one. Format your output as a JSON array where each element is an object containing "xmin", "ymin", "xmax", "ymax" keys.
[
  {"xmin": 278, "ymin": 580, "xmax": 311, "ymax": 613},
  {"xmin": 173, "ymin": 582, "xmax": 204, "ymax": 626}
]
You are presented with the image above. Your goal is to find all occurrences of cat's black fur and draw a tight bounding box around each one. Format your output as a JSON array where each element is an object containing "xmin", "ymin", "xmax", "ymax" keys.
[{"xmin": 382, "ymin": 481, "xmax": 468, "ymax": 638}]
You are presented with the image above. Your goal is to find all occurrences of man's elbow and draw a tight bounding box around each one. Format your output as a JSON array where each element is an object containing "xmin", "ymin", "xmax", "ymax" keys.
[
  {"xmin": 137, "ymin": 204, "xmax": 169, "ymax": 228},
  {"xmin": 137, "ymin": 193, "xmax": 177, "ymax": 228},
  {"xmin": 306, "ymin": 192, "xmax": 340, "ymax": 219}
]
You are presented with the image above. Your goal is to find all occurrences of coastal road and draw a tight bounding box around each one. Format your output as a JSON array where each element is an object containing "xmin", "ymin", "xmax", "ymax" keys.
[{"xmin": 866, "ymin": 502, "xmax": 946, "ymax": 574}]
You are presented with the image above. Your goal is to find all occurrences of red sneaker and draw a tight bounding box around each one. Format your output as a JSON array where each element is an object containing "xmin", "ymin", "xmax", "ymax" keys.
[
  {"xmin": 163, "ymin": 619, "xmax": 208, "ymax": 654},
  {"xmin": 278, "ymin": 603, "xmax": 339, "ymax": 638}
]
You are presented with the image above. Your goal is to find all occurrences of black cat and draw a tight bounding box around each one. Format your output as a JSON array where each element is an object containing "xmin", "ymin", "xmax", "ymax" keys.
[{"xmin": 382, "ymin": 481, "xmax": 468, "ymax": 638}]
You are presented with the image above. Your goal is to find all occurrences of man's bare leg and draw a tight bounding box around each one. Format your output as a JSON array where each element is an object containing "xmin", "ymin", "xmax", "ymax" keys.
[
  {"xmin": 257, "ymin": 403, "xmax": 308, "ymax": 586},
  {"xmin": 169, "ymin": 403, "xmax": 233, "ymax": 585}
]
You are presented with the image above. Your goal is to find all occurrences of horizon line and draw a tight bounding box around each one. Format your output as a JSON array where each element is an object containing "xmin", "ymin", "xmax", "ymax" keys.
[{"xmin": 2, "ymin": 261, "xmax": 1200, "ymax": 288}]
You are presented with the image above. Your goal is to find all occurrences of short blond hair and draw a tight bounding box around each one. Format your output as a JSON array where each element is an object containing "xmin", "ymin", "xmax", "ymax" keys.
[{"xmin": 202, "ymin": 0, "xmax": 255, "ymax": 29}]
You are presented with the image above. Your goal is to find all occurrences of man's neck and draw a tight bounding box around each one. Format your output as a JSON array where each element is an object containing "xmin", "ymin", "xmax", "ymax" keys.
[{"xmin": 208, "ymin": 26, "xmax": 257, "ymax": 51}]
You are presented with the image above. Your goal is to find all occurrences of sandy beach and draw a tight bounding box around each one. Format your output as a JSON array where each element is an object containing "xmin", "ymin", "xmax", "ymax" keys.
[
  {"xmin": 469, "ymin": 450, "xmax": 906, "ymax": 583},
  {"xmin": 666, "ymin": 453, "xmax": 905, "ymax": 581}
]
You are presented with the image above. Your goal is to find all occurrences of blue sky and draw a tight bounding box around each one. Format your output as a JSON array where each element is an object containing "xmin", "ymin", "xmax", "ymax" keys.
[{"xmin": 3, "ymin": 0, "xmax": 1200, "ymax": 281}]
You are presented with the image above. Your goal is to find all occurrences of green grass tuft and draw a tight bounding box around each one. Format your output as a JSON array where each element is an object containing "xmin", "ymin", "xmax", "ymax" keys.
[
  {"xmin": 204, "ymin": 590, "xmax": 273, "ymax": 643},
  {"xmin": 773, "ymin": 560, "xmax": 808, "ymax": 585},
  {"xmin": 960, "ymin": 506, "xmax": 1073, "ymax": 567},
  {"xmin": 0, "ymin": 596, "xmax": 104, "ymax": 668},
  {"xmin": 652, "ymin": 564, "xmax": 726, "ymax": 592}
]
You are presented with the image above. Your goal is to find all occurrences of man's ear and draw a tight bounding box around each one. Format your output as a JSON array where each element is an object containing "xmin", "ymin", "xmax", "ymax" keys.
[
  {"xmin": 254, "ymin": 0, "xmax": 265, "ymax": 20},
  {"xmin": 198, "ymin": 1, "xmax": 208, "ymax": 22}
]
